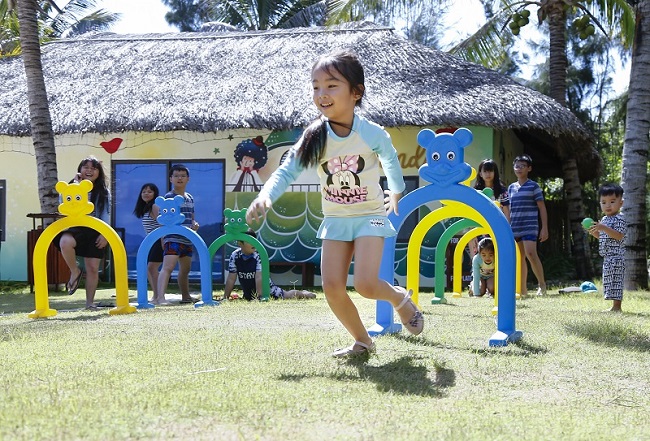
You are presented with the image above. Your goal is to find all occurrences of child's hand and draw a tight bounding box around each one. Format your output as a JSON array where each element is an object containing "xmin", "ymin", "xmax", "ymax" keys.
[
  {"xmin": 191, "ymin": 220, "xmax": 200, "ymax": 231},
  {"xmin": 539, "ymin": 226, "xmax": 549, "ymax": 242},
  {"xmin": 384, "ymin": 190, "xmax": 401, "ymax": 216},
  {"xmin": 95, "ymin": 235, "xmax": 107, "ymax": 249},
  {"xmin": 588, "ymin": 223, "xmax": 601, "ymax": 238},
  {"xmin": 247, "ymin": 197, "xmax": 272, "ymax": 224}
]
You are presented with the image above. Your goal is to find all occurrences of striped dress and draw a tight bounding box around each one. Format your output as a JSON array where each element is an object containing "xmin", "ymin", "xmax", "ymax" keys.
[{"xmin": 508, "ymin": 179, "xmax": 543, "ymax": 239}]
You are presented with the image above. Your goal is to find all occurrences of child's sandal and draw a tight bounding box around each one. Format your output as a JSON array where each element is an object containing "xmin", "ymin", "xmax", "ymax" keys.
[
  {"xmin": 331, "ymin": 340, "xmax": 376, "ymax": 358},
  {"xmin": 395, "ymin": 288, "xmax": 424, "ymax": 336}
]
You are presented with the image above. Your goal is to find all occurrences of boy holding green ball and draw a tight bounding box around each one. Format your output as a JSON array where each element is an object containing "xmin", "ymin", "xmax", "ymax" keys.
[{"xmin": 586, "ymin": 183, "xmax": 626, "ymax": 312}]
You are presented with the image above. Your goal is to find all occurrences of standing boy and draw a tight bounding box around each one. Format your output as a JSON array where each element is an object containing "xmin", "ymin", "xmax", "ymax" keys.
[
  {"xmin": 156, "ymin": 164, "xmax": 199, "ymax": 304},
  {"xmin": 223, "ymin": 229, "xmax": 317, "ymax": 301},
  {"xmin": 508, "ymin": 155, "xmax": 548, "ymax": 297},
  {"xmin": 587, "ymin": 183, "xmax": 626, "ymax": 312}
]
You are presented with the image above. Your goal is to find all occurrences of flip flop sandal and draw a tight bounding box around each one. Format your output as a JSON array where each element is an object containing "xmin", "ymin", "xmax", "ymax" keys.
[
  {"xmin": 395, "ymin": 288, "xmax": 424, "ymax": 336},
  {"xmin": 67, "ymin": 271, "xmax": 83, "ymax": 296},
  {"xmin": 331, "ymin": 340, "xmax": 376, "ymax": 358}
]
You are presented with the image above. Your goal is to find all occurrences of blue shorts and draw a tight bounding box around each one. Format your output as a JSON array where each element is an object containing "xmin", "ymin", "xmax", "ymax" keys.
[
  {"xmin": 317, "ymin": 215, "xmax": 396, "ymax": 241},
  {"xmin": 163, "ymin": 242, "xmax": 193, "ymax": 258},
  {"xmin": 516, "ymin": 234, "xmax": 538, "ymax": 242}
]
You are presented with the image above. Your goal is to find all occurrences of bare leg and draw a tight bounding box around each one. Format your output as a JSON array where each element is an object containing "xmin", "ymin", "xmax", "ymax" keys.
[
  {"xmin": 177, "ymin": 256, "xmax": 192, "ymax": 301},
  {"xmin": 321, "ymin": 240, "xmax": 372, "ymax": 346},
  {"xmin": 83, "ymin": 257, "xmax": 100, "ymax": 308},
  {"xmin": 517, "ymin": 241, "xmax": 528, "ymax": 296},
  {"xmin": 147, "ymin": 261, "xmax": 161, "ymax": 301},
  {"xmin": 157, "ymin": 254, "xmax": 179, "ymax": 303},
  {"xmin": 352, "ymin": 237, "xmax": 422, "ymax": 328},
  {"xmin": 523, "ymin": 240, "xmax": 546, "ymax": 293},
  {"xmin": 59, "ymin": 233, "xmax": 82, "ymax": 286},
  {"xmin": 486, "ymin": 277, "xmax": 495, "ymax": 296},
  {"xmin": 610, "ymin": 299, "xmax": 622, "ymax": 312}
]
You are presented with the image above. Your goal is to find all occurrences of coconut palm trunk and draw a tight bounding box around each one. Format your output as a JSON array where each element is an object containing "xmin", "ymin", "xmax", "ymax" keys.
[
  {"xmin": 17, "ymin": 0, "xmax": 59, "ymax": 217},
  {"xmin": 621, "ymin": 0, "xmax": 650, "ymax": 289},
  {"xmin": 547, "ymin": 3, "xmax": 593, "ymax": 279}
]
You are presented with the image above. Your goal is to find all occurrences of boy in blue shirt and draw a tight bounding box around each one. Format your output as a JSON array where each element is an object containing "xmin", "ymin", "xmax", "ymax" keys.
[{"xmin": 508, "ymin": 155, "xmax": 548, "ymax": 297}]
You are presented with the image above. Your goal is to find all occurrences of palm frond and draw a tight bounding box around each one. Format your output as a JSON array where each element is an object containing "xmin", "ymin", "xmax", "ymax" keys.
[{"xmin": 448, "ymin": 10, "xmax": 510, "ymax": 69}]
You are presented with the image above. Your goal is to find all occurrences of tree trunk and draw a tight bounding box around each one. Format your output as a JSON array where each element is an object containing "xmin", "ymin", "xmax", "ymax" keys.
[
  {"xmin": 621, "ymin": 0, "xmax": 650, "ymax": 290},
  {"xmin": 17, "ymin": 0, "xmax": 59, "ymax": 217},
  {"xmin": 547, "ymin": 3, "xmax": 593, "ymax": 278}
]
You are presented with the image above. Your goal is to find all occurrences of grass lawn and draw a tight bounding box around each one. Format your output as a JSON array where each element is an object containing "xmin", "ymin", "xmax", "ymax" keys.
[{"xmin": 1, "ymin": 282, "xmax": 649, "ymax": 440}]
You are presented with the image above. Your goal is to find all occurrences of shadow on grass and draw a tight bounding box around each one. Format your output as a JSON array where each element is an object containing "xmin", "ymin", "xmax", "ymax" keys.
[
  {"xmin": 564, "ymin": 319, "xmax": 650, "ymax": 352},
  {"xmin": 279, "ymin": 356, "xmax": 455, "ymax": 398}
]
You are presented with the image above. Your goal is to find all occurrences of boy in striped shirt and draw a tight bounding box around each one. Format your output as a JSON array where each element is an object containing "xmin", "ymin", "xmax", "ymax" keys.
[{"xmin": 508, "ymin": 155, "xmax": 548, "ymax": 297}]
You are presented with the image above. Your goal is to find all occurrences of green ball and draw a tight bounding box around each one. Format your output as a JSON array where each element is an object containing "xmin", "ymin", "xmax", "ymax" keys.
[
  {"xmin": 482, "ymin": 188, "xmax": 494, "ymax": 199},
  {"xmin": 582, "ymin": 218, "xmax": 594, "ymax": 229}
]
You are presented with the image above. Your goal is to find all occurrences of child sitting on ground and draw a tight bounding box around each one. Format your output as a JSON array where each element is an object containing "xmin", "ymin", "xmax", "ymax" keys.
[
  {"xmin": 223, "ymin": 229, "xmax": 317, "ymax": 301},
  {"xmin": 469, "ymin": 237, "xmax": 495, "ymax": 297}
]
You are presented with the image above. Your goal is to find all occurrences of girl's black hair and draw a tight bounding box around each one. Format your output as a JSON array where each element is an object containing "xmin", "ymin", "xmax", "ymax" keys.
[
  {"xmin": 474, "ymin": 159, "xmax": 505, "ymax": 198},
  {"xmin": 298, "ymin": 50, "xmax": 366, "ymax": 168},
  {"xmin": 478, "ymin": 237, "xmax": 494, "ymax": 252},
  {"xmin": 133, "ymin": 183, "xmax": 160, "ymax": 218},
  {"xmin": 77, "ymin": 156, "xmax": 109, "ymax": 216}
]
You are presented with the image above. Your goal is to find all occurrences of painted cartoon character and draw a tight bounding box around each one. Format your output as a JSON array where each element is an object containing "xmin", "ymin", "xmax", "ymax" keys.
[
  {"xmin": 223, "ymin": 208, "xmax": 248, "ymax": 234},
  {"xmin": 322, "ymin": 155, "xmax": 365, "ymax": 189},
  {"xmin": 416, "ymin": 127, "xmax": 473, "ymax": 187},
  {"xmin": 230, "ymin": 136, "xmax": 268, "ymax": 192},
  {"xmin": 155, "ymin": 195, "xmax": 186, "ymax": 226},
  {"xmin": 56, "ymin": 180, "xmax": 94, "ymax": 217}
]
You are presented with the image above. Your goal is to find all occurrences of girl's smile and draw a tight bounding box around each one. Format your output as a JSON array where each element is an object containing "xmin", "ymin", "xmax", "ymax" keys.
[
  {"xmin": 141, "ymin": 187, "xmax": 155, "ymax": 202},
  {"xmin": 312, "ymin": 67, "xmax": 361, "ymax": 130}
]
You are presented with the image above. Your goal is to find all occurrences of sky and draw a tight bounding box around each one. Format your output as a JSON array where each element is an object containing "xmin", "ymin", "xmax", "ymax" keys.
[{"xmin": 100, "ymin": 0, "xmax": 628, "ymax": 95}]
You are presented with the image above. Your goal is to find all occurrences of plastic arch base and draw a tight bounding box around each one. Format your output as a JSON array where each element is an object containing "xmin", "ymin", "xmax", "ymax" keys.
[
  {"xmin": 431, "ymin": 296, "xmax": 447, "ymax": 304},
  {"xmin": 489, "ymin": 330, "xmax": 523, "ymax": 347},
  {"xmin": 28, "ymin": 308, "xmax": 58, "ymax": 319},
  {"xmin": 109, "ymin": 305, "xmax": 137, "ymax": 315},
  {"xmin": 452, "ymin": 292, "xmax": 462, "ymax": 298},
  {"xmin": 367, "ymin": 322, "xmax": 403, "ymax": 336}
]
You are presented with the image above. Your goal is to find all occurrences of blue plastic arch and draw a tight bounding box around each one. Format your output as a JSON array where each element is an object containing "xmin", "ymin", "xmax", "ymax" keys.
[
  {"xmin": 136, "ymin": 226, "xmax": 216, "ymax": 309},
  {"xmin": 373, "ymin": 183, "xmax": 522, "ymax": 347}
]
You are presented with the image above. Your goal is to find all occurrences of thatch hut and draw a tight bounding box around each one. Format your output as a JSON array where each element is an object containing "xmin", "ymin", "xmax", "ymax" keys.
[{"xmin": 0, "ymin": 22, "xmax": 596, "ymax": 282}]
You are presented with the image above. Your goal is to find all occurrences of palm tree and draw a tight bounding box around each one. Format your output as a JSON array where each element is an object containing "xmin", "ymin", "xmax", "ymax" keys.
[
  {"xmin": 621, "ymin": 0, "xmax": 650, "ymax": 289},
  {"xmin": 448, "ymin": 0, "xmax": 636, "ymax": 281},
  {"xmin": 1, "ymin": 0, "xmax": 120, "ymax": 217}
]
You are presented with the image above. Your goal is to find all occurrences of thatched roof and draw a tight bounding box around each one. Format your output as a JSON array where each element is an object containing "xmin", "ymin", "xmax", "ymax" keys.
[{"xmin": 0, "ymin": 22, "xmax": 598, "ymax": 180}]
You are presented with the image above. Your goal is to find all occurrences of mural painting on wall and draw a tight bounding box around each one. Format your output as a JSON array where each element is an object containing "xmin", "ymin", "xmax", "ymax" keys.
[
  {"xmin": 230, "ymin": 136, "xmax": 268, "ymax": 192},
  {"xmin": 226, "ymin": 129, "xmax": 323, "ymax": 270}
]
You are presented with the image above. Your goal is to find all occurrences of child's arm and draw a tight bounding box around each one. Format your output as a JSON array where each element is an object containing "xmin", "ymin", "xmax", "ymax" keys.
[
  {"xmin": 223, "ymin": 272, "xmax": 237, "ymax": 300},
  {"xmin": 537, "ymin": 200, "xmax": 548, "ymax": 242},
  {"xmin": 592, "ymin": 222, "xmax": 624, "ymax": 241},
  {"xmin": 471, "ymin": 254, "xmax": 481, "ymax": 296}
]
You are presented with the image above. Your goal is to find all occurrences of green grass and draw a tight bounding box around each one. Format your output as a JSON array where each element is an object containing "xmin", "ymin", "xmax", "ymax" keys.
[{"xmin": 1, "ymin": 283, "xmax": 650, "ymax": 440}]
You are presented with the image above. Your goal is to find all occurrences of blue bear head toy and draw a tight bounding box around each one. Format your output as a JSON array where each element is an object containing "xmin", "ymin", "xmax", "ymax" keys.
[
  {"xmin": 155, "ymin": 195, "xmax": 186, "ymax": 226},
  {"xmin": 416, "ymin": 128, "xmax": 473, "ymax": 187}
]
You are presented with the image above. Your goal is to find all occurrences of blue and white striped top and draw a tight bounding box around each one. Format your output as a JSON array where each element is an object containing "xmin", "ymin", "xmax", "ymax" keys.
[{"xmin": 508, "ymin": 179, "xmax": 543, "ymax": 238}]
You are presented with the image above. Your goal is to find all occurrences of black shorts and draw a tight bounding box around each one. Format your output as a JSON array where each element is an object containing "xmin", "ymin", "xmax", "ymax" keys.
[
  {"xmin": 148, "ymin": 239, "xmax": 164, "ymax": 263},
  {"xmin": 54, "ymin": 226, "xmax": 105, "ymax": 259}
]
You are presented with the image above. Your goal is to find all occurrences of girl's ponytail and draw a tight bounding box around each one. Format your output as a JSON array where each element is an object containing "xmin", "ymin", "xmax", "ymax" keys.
[{"xmin": 298, "ymin": 117, "xmax": 328, "ymax": 168}]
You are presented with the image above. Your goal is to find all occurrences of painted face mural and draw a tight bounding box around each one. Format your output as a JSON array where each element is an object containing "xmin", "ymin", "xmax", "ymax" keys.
[{"xmin": 230, "ymin": 136, "xmax": 268, "ymax": 192}]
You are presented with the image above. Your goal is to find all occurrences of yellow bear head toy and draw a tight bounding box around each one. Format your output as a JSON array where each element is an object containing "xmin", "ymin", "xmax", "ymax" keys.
[{"xmin": 56, "ymin": 180, "xmax": 94, "ymax": 217}]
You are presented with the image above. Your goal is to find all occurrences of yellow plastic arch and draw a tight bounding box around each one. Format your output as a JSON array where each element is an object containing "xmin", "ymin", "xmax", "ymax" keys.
[
  {"xmin": 406, "ymin": 202, "xmax": 496, "ymax": 305},
  {"xmin": 29, "ymin": 216, "xmax": 134, "ymax": 318},
  {"xmin": 453, "ymin": 228, "xmax": 522, "ymax": 314}
]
